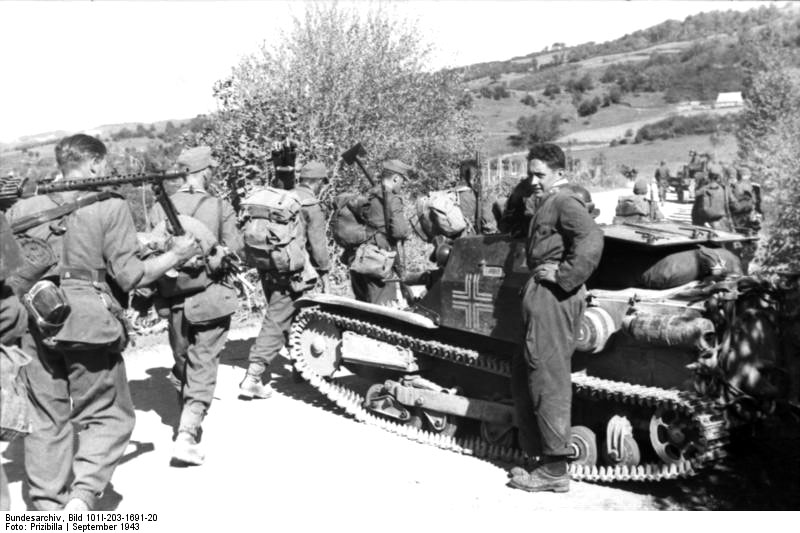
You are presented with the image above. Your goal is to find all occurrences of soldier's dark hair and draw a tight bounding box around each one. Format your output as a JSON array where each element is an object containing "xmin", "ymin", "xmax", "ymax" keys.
[
  {"xmin": 55, "ymin": 134, "xmax": 107, "ymax": 173},
  {"xmin": 459, "ymin": 159, "xmax": 479, "ymax": 184},
  {"xmin": 526, "ymin": 143, "xmax": 565, "ymax": 170}
]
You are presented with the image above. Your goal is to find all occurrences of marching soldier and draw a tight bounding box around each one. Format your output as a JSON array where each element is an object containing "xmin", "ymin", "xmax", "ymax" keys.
[
  {"xmin": 19, "ymin": 134, "xmax": 199, "ymax": 510},
  {"xmin": 149, "ymin": 146, "xmax": 244, "ymax": 466},
  {"xmin": 729, "ymin": 167, "xmax": 759, "ymax": 234},
  {"xmin": 349, "ymin": 159, "xmax": 411, "ymax": 305},
  {"xmin": 508, "ymin": 143, "xmax": 604, "ymax": 493},
  {"xmin": 239, "ymin": 161, "xmax": 330, "ymax": 399},
  {"xmin": 613, "ymin": 178, "xmax": 664, "ymax": 223},
  {"xmin": 654, "ymin": 161, "xmax": 670, "ymax": 204}
]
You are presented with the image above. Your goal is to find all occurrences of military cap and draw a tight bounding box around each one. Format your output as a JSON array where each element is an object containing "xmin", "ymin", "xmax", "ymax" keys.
[
  {"xmin": 633, "ymin": 177, "xmax": 649, "ymax": 195},
  {"xmin": 298, "ymin": 161, "xmax": 328, "ymax": 180},
  {"xmin": 382, "ymin": 159, "xmax": 414, "ymax": 179},
  {"xmin": 707, "ymin": 163, "xmax": 723, "ymax": 178},
  {"xmin": 176, "ymin": 146, "xmax": 217, "ymax": 174}
]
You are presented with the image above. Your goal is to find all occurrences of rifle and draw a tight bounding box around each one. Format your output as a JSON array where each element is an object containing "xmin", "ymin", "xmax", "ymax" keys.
[{"xmin": 473, "ymin": 154, "xmax": 483, "ymax": 234}]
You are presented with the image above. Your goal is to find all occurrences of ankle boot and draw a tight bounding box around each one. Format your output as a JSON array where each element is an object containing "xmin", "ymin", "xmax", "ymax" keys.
[
  {"xmin": 171, "ymin": 431, "xmax": 205, "ymax": 466},
  {"xmin": 238, "ymin": 363, "xmax": 272, "ymax": 399}
]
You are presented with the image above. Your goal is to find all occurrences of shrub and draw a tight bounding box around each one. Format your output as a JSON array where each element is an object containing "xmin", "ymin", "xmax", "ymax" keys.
[
  {"xmin": 510, "ymin": 110, "xmax": 563, "ymax": 147},
  {"xmin": 577, "ymin": 99, "xmax": 599, "ymax": 117},
  {"xmin": 543, "ymin": 83, "xmax": 561, "ymax": 98},
  {"xmin": 520, "ymin": 93, "xmax": 536, "ymax": 106},
  {"xmin": 634, "ymin": 113, "xmax": 740, "ymax": 143}
]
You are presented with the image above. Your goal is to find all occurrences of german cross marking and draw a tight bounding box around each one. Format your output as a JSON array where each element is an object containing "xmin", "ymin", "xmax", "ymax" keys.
[{"xmin": 452, "ymin": 273, "xmax": 493, "ymax": 330}]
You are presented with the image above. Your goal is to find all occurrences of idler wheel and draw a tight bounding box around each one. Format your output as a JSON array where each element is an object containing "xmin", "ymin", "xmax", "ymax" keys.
[
  {"xmin": 568, "ymin": 426, "xmax": 598, "ymax": 466},
  {"xmin": 649, "ymin": 408, "xmax": 699, "ymax": 464},
  {"xmin": 297, "ymin": 317, "xmax": 342, "ymax": 378}
]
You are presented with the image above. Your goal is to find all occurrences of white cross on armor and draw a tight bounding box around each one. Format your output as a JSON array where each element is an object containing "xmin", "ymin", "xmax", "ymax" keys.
[{"xmin": 452, "ymin": 273, "xmax": 493, "ymax": 330}]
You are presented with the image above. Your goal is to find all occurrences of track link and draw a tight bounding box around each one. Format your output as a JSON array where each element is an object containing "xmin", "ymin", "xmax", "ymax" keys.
[{"xmin": 289, "ymin": 307, "xmax": 730, "ymax": 482}]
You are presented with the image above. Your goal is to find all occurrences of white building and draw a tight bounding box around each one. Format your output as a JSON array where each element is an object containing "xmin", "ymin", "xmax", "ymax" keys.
[{"xmin": 715, "ymin": 92, "xmax": 743, "ymax": 108}]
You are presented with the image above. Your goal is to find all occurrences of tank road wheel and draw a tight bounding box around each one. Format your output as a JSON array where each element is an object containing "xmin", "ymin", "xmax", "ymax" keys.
[
  {"xmin": 296, "ymin": 316, "xmax": 342, "ymax": 378},
  {"xmin": 568, "ymin": 426, "xmax": 598, "ymax": 466},
  {"xmin": 649, "ymin": 408, "xmax": 700, "ymax": 464},
  {"xmin": 600, "ymin": 416, "xmax": 641, "ymax": 467}
]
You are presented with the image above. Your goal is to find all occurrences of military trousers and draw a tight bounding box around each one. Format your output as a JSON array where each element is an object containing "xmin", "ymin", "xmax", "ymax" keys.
[
  {"xmin": 512, "ymin": 278, "xmax": 586, "ymax": 458},
  {"xmin": 350, "ymin": 272, "xmax": 399, "ymax": 306},
  {"xmin": 167, "ymin": 305, "xmax": 230, "ymax": 422},
  {"xmin": 247, "ymin": 279, "xmax": 301, "ymax": 375},
  {"xmin": 22, "ymin": 333, "xmax": 135, "ymax": 510}
]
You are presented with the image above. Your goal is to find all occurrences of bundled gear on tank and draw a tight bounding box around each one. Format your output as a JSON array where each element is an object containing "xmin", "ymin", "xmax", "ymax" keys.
[
  {"xmin": 695, "ymin": 182, "xmax": 728, "ymax": 223},
  {"xmin": 241, "ymin": 187, "xmax": 306, "ymax": 274},
  {"xmin": 348, "ymin": 243, "xmax": 397, "ymax": 280},
  {"xmin": 414, "ymin": 187, "xmax": 471, "ymax": 241},
  {"xmin": 331, "ymin": 193, "xmax": 371, "ymax": 248},
  {"xmin": 614, "ymin": 195, "xmax": 649, "ymax": 219}
]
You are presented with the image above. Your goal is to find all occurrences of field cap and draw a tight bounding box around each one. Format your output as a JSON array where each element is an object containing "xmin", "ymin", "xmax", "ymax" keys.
[
  {"xmin": 177, "ymin": 146, "xmax": 218, "ymax": 174},
  {"xmin": 382, "ymin": 159, "xmax": 414, "ymax": 179},
  {"xmin": 298, "ymin": 161, "xmax": 327, "ymax": 180}
]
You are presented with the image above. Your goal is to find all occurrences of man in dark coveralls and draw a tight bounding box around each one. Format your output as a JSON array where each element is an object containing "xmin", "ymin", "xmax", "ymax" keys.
[
  {"xmin": 20, "ymin": 134, "xmax": 200, "ymax": 510},
  {"xmin": 149, "ymin": 146, "xmax": 244, "ymax": 466},
  {"xmin": 508, "ymin": 143, "xmax": 604, "ymax": 493},
  {"xmin": 349, "ymin": 159, "xmax": 411, "ymax": 305},
  {"xmin": 239, "ymin": 161, "xmax": 331, "ymax": 399}
]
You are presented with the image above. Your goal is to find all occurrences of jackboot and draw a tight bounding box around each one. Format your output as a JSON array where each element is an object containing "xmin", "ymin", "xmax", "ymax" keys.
[{"xmin": 238, "ymin": 362, "xmax": 272, "ymax": 400}]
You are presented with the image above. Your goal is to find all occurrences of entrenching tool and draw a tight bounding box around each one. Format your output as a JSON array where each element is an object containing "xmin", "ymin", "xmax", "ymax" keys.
[{"xmin": 340, "ymin": 142, "xmax": 374, "ymax": 186}]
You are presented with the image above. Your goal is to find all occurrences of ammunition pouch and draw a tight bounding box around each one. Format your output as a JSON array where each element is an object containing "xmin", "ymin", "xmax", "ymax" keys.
[
  {"xmin": 350, "ymin": 243, "xmax": 396, "ymax": 280},
  {"xmin": 23, "ymin": 279, "xmax": 70, "ymax": 339}
]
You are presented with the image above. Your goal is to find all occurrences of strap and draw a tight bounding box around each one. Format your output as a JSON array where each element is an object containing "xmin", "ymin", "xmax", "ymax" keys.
[
  {"xmin": 11, "ymin": 191, "xmax": 115, "ymax": 235},
  {"xmin": 60, "ymin": 267, "xmax": 107, "ymax": 282},
  {"xmin": 217, "ymin": 197, "xmax": 223, "ymax": 242}
]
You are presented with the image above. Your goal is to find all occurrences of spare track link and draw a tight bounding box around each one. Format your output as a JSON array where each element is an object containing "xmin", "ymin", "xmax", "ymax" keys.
[{"xmin": 289, "ymin": 306, "xmax": 730, "ymax": 483}]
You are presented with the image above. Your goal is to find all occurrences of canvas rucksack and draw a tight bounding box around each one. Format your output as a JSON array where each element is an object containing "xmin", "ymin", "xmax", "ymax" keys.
[
  {"xmin": 331, "ymin": 193, "xmax": 371, "ymax": 248},
  {"xmin": 699, "ymin": 184, "xmax": 727, "ymax": 222},
  {"xmin": 423, "ymin": 187, "xmax": 470, "ymax": 238},
  {"xmin": 241, "ymin": 187, "xmax": 307, "ymax": 273}
]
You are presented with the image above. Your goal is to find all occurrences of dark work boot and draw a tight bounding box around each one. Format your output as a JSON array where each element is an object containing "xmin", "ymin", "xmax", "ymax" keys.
[
  {"xmin": 238, "ymin": 362, "xmax": 272, "ymax": 400},
  {"xmin": 508, "ymin": 459, "xmax": 569, "ymax": 493}
]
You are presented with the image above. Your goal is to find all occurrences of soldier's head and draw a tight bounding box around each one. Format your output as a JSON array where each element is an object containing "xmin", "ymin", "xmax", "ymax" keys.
[
  {"xmin": 739, "ymin": 167, "xmax": 752, "ymax": 181},
  {"xmin": 380, "ymin": 159, "xmax": 413, "ymax": 193},
  {"xmin": 633, "ymin": 177, "xmax": 649, "ymax": 196},
  {"xmin": 564, "ymin": 184, "xmax": 600, "ymax": 218},
  {"xmin": 527, "ymin": 143, "xmax": 566, "ymax": 192},
  {"xmin": 175, "ymin": 146, "xmax": 217, "ymax": 190},
  {"xmin": 707, "ymin": 163, "xmax": 723, "ymax": 183},
  {"xmin": 458, "ymin": 159, "xmax": 479, "ymax": 188},
  {"xmin": 660, "ymin": 160, "xmax": 666, "ymax": 166},
  {"xmin": 55, "ymin": 134, "xmax": 107, "ymax": 179},
  {"xmin": 298, "ymin": 161, "xmax": 328, "ymax": 195}
]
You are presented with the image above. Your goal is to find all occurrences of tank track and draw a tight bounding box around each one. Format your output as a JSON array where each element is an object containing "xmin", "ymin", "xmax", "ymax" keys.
[{"xmin": 289, "ymin": 306, "xmax": 730, "ymax": 483}]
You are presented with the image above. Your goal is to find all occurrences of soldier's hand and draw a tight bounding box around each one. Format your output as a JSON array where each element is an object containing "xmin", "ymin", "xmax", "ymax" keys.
[
  {"xmin": 533, "ymin": 263, "xmax": 558, "ymax": 284},
  {"xmin": 170, "ymin": 234, "xmax": 202, "ymax": 262}
]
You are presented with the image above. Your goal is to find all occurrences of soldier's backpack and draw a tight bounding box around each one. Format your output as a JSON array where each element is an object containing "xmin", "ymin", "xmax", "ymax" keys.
[
  {"xmin": 614, "ymin": 195, "xmax": 649, "ymax": 218},
  {"xmin": 698, "ymin": 184, "xmax": 727, "ymax": 222},
  {"xmin": 331, "ymin": 193, "xmax": 371, "ymax": 248},
  {"xmin": 241, "ymin": 187, "xmax": 306, "ymax": 273},
  {"xmin": 423, "ymin": 187, "xmax": 470, "ymax": 238}
]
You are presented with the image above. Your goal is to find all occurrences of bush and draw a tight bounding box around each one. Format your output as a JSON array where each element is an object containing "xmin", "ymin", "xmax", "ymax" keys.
[
  {"xmin": 520, "ymin": 93, "xmax": 536, "ymax": 106},
  {"xmin": 577, "ymin": 99, "xmax": 599, "ymax": 117},
  {"xmin": 609, "ymin": 85, "xmax": 623, "ymax": 104},
  {"xmin": 634, "ymin": 113, "xmax": 740, "ymax": 143},
  {"xmin": 543, "ymin": 83, "xmax": 561, "ymax": 98},
  {"xmin": 510, "ymin": 110, "xmax": 563, "ymax": 147}
]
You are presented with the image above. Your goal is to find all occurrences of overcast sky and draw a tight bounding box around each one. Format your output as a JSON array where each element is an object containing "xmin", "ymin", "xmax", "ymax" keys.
[{"xmin": 0, "ymin": 0, "xmax": 776, "ymax": 142}]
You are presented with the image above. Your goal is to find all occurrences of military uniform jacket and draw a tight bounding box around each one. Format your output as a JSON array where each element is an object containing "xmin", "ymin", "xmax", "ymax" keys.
[
  {"xmin": 56, "ymin": 193, "xmax": 146, "ymax": 346},
  {"xmin": 729, "ymin": 181, "xmax": 755, "ymax": 215},
  {"xmin": 454, "ymin": 186, "xmax": 497, "ymax": 234},
  {"xmin": 362, "ymin": 185, "xmax": 409, "ymax": 251},
  {"xmin": 149, "ymin": 185, "xmax": 243, "ymax": 256},
  {"xmin": 655, "ymin": 166, "xmax": 670, "ymax": 182},
  {"xmin": 526, "ymin": 188, "xmax": 604, "ymax": 293},
  {"xmin": 7, "ymin": 194, "xmax": 67, "ymax": 279},
  {"xmin": 294, "ymin": 184, "xmax": 331, "ymax": 273}
]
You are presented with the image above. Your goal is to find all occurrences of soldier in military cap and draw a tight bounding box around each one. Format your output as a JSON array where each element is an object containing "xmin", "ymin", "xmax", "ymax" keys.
[
  {"xmin": 20, "ymin": 134, "xmax": 200, "ymax": 510},
  {"xmin": 508, "ymin": 143, "xmax": 604, "ymax": 493},
  {"xmin": 148, "ymin": 145, "xmax": 244, "ymax": 466},
  {"xmin": 613, "ymin": 177, "xmax": 664, "ymax": 223},
  {"xmin": 239, "ymin": 161, "xmax": 331, "ymax": 399},
  {"xmin": 349, "ymin": 159, "xmax": 411, "ymax": 305}
]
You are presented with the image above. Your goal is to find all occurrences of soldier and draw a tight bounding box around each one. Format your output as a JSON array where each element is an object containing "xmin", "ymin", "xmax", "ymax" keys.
[
  {"xmin": 349, "ymin": 159, "xmax": 411, "ymax": 305},
  {"xmin": 729, "ymin": 167, "xmax": 758, "ymax": 234},
  {"xmin": 498, "ymin": 157, "xmax": 545, "ymax": 237},
  {"xmin": 692, "ymin": 164, "xmax": 732, "ymax": 231},
  {"xmin": 654, "ymin": 161, "xmax": 670, "ymax": 204},
  {"xmin": 239, "ymin": 161, "xmax": 330, "ymax": 399},
  {"xmin": 453, "ymin": 159, "xmax": 497, "ymax": 235},
  {"xmin": 148, "ymin": 146, "xmax": 244, "ymax": 466},
  {"xmin": 508, "ymin": 143, "xmax": 604, "ymax": 493},
  {"xmin": 613, "ymin": 177, "xmax": 664, "ymax": 223},
  {"xmin": 18, "ymin": 134, "xmax": 199, "ymax": 510}
]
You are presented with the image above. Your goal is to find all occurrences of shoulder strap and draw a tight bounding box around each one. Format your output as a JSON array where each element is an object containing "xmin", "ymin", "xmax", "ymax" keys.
[
  {"xmin": 11, "ymin": 191, "xmax": 115, "ymax": 235},
  {"xmin": 217, "ymin": 197, "xmax": 223, "ymax": 242}
]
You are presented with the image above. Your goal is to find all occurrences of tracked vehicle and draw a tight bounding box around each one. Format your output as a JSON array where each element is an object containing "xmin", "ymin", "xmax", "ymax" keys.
[{"xmin": 289, "ymin": 221, "xmax": 785, "ymax": 483}]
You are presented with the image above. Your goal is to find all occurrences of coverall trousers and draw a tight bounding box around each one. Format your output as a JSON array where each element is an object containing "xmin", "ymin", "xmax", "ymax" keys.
[
  {"xmin": 512, "ymin": 279, "xmax": 586, "ymax": 457},
  {"xmin": 22, "ymin": 334, "xmax": 135, "ymax": 510},
  {"xmin": 167, "ymin": 306, "xmax": 230, "ymax": 430},
  {"xmin": 247, "ymin": 279, "xmax": 301, "ymax": 376}
]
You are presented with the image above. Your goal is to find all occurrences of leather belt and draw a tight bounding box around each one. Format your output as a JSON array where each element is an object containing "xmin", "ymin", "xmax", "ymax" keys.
[{"xmin": 60, "ymin": 268, "xmax": 107, "ymax": 282}]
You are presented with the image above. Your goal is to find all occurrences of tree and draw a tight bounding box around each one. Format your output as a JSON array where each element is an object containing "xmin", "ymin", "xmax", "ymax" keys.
[
  {"xmin": 189, "ymin": 3, "xmax": 479, "ymax": 205},
  {"xmin": 543, "ymin": 83, "xmax": 561, "ymax": 98},
  {"xmin": 577, "ymin": 98, "xmax": 599, "ymax": 117},
  {"xmin": 511, "ymin": 110, "xmax": 563, "ymax": 147}
]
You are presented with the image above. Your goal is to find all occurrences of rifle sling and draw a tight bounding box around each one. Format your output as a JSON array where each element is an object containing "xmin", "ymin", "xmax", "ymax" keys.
[{"xmin": 11, "ymin": 191, "xmax": 116, "ymax": 235}]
